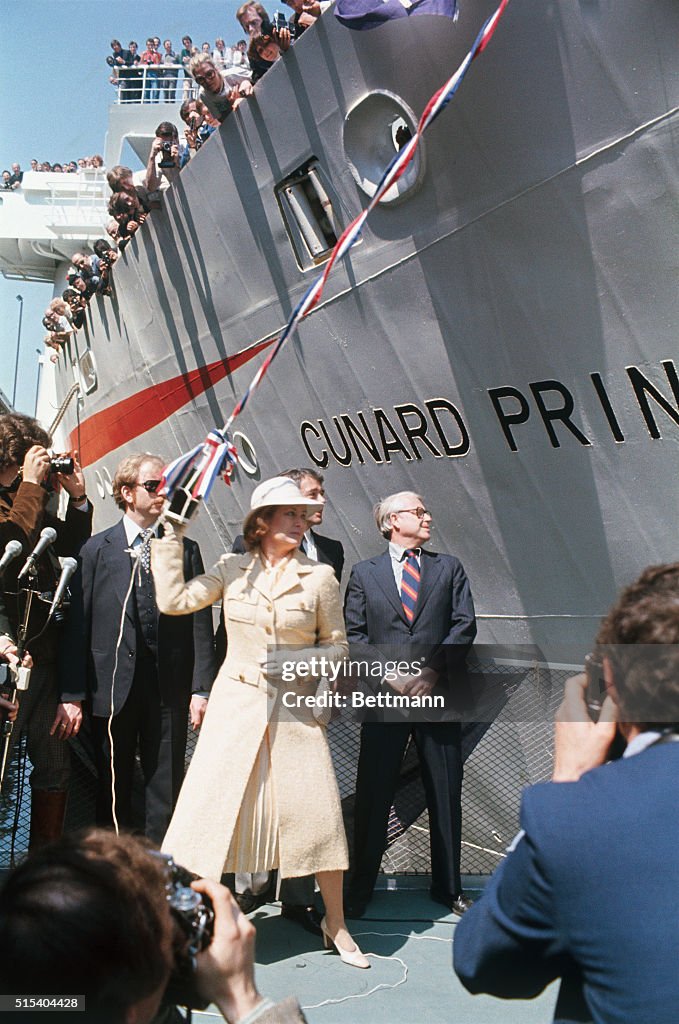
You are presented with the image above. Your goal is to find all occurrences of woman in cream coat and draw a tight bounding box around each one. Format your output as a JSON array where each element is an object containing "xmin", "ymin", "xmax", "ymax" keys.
[{"xmin": 152, "ymin": 476, "xmax": 369, "ymax": 968}]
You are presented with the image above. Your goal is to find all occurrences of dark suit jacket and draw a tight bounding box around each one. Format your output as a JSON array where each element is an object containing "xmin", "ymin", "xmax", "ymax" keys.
[
  {"xmin": 344, "ymin": 548, "xmax": 476, "ymax": 677},
  {"xmin": 0, "ymin": 481, "xmax": 93, "ymax": 663},
  {"xmin": 65, "ymin": 519, "xmax": 216, "ymax": 715},
  {"xmin": 453, "ymin": 741, "xmax": 679, "ymax": 1024}
]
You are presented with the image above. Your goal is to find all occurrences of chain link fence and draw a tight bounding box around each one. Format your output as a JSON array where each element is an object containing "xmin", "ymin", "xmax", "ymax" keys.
[{"xmin": 1, "ymin": 660, "xmax": 566, "ymax": 875}]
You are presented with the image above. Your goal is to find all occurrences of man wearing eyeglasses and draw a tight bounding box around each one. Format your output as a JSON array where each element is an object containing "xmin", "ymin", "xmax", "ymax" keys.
[
  {"xmin": 188, "ymin": 54, "xmax": 253, "ymax": 124},
  {"xmin": 68, "ymin": 453, "xmax": 216, "ymax": 843},
  {"xmin": 344, "ymin": 491, "xmax": 476, "ymax": 918}
]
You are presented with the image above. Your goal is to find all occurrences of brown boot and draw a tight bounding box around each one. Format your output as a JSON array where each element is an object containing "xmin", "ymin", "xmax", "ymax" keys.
[{"xmin": 29, "ymin": 789, "xmax": 68, "ymax": 849}]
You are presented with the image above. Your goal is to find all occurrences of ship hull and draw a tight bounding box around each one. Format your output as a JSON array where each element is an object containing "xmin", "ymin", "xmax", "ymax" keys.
[
  {"xmin": 51, "ymin": 2, "xmax": 679, "ymax": 657},
  {"xmin": 35, "ymin": 0, "xmax": 679, "ymax": 873}
]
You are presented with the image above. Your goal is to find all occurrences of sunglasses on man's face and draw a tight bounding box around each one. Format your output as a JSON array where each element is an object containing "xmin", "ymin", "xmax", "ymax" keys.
[{"xmin": 137, "ymin": 479, "xmax": 162, "ymax": 493}]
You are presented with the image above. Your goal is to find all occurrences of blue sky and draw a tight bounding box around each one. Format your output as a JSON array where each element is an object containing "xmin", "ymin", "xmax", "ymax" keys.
[{"xmin": 0, "ymin": 0, "xmax": 246, "ymax": 414}]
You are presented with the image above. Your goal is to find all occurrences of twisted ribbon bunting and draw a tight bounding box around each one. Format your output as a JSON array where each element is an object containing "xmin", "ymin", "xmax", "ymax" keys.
[
  {"xmin": 159, "ymin": 429, "xmax": 238, "ymax": 508},
  {"xmin": 161, "ymin": 0, "xmax": 510, "ymax": 506}
]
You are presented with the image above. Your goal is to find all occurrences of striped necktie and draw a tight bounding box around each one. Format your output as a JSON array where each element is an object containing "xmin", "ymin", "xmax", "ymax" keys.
[{"xmin": 401, "ymin": 549, "xmax": 420, "ymax": 622}]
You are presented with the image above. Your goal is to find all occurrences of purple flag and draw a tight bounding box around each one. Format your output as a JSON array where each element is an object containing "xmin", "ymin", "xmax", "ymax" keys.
[{"xmin": 335, "ymin": 0, "xmax": 457, "ymax": 31}]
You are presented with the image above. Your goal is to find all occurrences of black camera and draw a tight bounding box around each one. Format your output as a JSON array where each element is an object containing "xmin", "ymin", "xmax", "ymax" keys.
[
  {"xmin": 106, "ymin": 55, "xmax": 116, "ymax": 67},
  {"xmin": 158, "ymin": 139, "xmax": 176, "ymax": 168},
  {"xmin": 50, "ymin": 455, "xmax": 74, "ymax": 475},
  {"xmin": 153, "ymin": 852, "xmax": 215, "ymax": 1010},
  {"xmin": 272, "ymin": 11, "xmax": 288, "ymax": 31},
  {"xmin": 194, "ymin": 124, "xmax": 212, "ymax": 150}
]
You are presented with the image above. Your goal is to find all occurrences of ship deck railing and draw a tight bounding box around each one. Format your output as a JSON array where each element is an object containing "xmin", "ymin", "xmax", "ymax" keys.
[{"xmin": 111, "ymin": 63, "xmax": 202, "ymax": 104}]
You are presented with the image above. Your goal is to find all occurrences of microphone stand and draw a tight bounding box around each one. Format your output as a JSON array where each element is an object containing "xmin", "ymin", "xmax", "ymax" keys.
[{"xmin": 0, "ymin": 574, "xmax": 36, "ymax": 791}]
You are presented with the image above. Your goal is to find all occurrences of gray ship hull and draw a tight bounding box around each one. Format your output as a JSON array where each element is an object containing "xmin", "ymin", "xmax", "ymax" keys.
[
  {"xmin": 56, "ymin": 2, "xmax": 678, "ymax": 656},
  {"xmin": 27, "ymin": 0, "xmax": 679, "ymax": 875}
]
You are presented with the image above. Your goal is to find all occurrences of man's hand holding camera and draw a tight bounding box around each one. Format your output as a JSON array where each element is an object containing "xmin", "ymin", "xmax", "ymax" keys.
[
  {"xmin": 19, "ymin": 445, "xmax": 87, "ymax": 503},
  {"xmin": 21, "ymin": 445, "xmax": 51, "ymax": 486},
  {"xmin": 151, "ymin": 135, "xmax": 180, "ymax": 169},
  {"xmin": 53, "ymin": 450, "xmax": 87, "ymax": 502},
  {"xmin": 552, "ymin": 673, "xmax": 617, "ymax": 782},
  {"xmin": 191, "ymin": 879, "xmax": 264, "ymax": 1023}
]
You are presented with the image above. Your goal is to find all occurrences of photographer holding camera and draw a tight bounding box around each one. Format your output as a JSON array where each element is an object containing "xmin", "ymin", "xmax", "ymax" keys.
[
  {"xmin": 145, "ymin": 122, "xmax": 190, "ymax": 199},
  {"xmin": 179, "ymin": 99, "xmax": 217, "ymax": 153},
  {"xmin": 0, "ymin": 413, "xmax": 92, "ymax": 846},
  {"xmin": 453, "ymin": 563, "xmax": 679, "ymax": 1024},
  {"xmin": 0, "ymin": 829, "xmax": 307, "ymax": 1024}
]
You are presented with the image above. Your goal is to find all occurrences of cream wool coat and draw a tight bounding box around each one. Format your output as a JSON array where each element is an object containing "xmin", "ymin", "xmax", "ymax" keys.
[{"xmin": 152, "ymin": 524, "xmax": 349, "ymax": 881}]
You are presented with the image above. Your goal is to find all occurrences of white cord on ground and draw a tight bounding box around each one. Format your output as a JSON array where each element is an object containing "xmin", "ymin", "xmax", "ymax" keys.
[
  {"xmin": 301, "ymin": 952, "xmax": 408, "ymax": 1009},
  {"xmin": 301, "ymin": 929, "xmax": 453, "ymax": 1010}
]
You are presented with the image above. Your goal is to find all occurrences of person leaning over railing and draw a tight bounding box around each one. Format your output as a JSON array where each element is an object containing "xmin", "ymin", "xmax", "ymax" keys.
[
  {"xmin": 189, "ymin": 54, "xmax": 253, "ymax": 123},
  {"xmin": 247, "ymin": 28, "xmax": 290, "ymax": 83},
  {"xmin": 180, "ymin": 99, "xmax": 219, "ymax": 153}
]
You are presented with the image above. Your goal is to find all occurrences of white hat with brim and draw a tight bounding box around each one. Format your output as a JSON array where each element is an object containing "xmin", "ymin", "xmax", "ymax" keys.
[{"xmin": 249, "ymin": 476, "xmax": 322, "ymax": 514}]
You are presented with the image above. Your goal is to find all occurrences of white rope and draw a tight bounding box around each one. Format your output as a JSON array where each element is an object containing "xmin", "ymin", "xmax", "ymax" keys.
[
  {"xmin": 107, "ymin": 552, "xmax": 139, "ymax": 834},
  {"xmin": 301, "ymin": 951, "xmax": 408, "ymax": 1009},
  {"xmin": 301, "ymin": 929, "xmax": 454, "ymax": 1009}
]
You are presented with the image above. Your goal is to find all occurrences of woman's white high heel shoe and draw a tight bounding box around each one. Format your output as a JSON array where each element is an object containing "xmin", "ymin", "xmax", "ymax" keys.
[{"xmin": 321, "ymin": 916, "xmax": 371, "ymax": 969}]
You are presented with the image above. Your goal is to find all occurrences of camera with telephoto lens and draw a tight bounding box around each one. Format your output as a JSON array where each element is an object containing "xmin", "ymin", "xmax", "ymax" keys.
[
  {"xmin": 272, "ymin": 11, "xmax": 288, "ymax": 31},
  {"xmin": 153, "ymin": 852, "xmax": 215, "ymax": 1010},
  {"xmin": 106, "ymin": 55, "xmax": 116, "ymax": 67},
  {"xmin": 49, "ymin": 454, "xmax": 74, "ymax": 475}
]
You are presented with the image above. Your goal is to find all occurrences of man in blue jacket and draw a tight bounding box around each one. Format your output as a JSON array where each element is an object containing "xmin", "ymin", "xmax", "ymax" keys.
[{"xmin": 454, "ymin": 562, "xmax": 679, "ymax": 1024}]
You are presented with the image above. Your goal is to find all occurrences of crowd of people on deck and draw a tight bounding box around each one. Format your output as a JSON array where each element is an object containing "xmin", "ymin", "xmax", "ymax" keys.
[
  {"xmin": 0, "ymin": 410, "xmax": 676, "ymax": 1023},
  {"xmin": 107, "ymin": 2, "xmax": 332, "ymax": 106},
  {"xmin": 34, "ymin": 3, "xmax": 334, "ymax": 367},
  {"xmin": 1, "ymin": 157, "xmax": 105, "ymax": 185}
]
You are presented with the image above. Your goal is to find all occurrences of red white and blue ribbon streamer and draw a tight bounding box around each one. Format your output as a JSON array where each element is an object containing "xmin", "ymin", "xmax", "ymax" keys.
[
  {"xmin": 162, "ymin": 0, "xmax": 510, "ymax": 502},
  {"xmin": 224, "ymin": 0, "xmax": 510, "ymax": 429},
  {"xmin": 159, "ymin": 429, "xmax": 238, "ymax": 502}
]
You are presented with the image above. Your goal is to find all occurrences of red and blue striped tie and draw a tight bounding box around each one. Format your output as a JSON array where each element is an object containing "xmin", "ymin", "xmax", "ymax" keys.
[{"xmin": 401, "ymin": 549, "xmax": 420, "ymax": 622}]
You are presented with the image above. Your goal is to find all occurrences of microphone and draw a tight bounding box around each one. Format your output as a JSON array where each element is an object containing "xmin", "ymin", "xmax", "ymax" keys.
[
  {"xmin": 48, "ymin": 557, "xmax": 78, "ymax": 617},
  {"xmin": 17, "ymin": 526, "xmax": 58, "ymax": 581},
  {"xmin": 0, "ymin": 539, "xmax": 22, "ymax": 576}
]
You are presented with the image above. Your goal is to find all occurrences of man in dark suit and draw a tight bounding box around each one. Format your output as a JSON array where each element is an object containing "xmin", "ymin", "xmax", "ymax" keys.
[
  {"xmin": 344, "ymin": 490, "xmax": 476, "ymax": 917},
  {"xmin": 70, "ymin": 453, "xmax": 216, "ymax": 844},
  {"xmin": 226, "ymin": 467, "xmax": 344, "ymax": 934},
  {"xmin": 454, "ymin": 563, "xmax": 679, "ymax": 1024}
]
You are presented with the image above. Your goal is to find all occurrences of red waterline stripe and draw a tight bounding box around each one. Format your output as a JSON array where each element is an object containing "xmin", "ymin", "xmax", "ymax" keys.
[{"xmin": 70, "ymin": 340, "xmax": 274, "ymax": 468}]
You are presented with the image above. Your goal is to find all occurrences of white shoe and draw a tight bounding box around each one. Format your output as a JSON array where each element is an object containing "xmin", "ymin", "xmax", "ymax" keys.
[{"xmin": 321, "ymin": 916, "xmax": 370, "ymax": 969}]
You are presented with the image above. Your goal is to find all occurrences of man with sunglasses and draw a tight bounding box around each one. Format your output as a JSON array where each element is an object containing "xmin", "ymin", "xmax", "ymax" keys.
[
  {"xmin": 68, "ymin": 453, "xmax": 216, "ymax": 843},
  {"xmin": 344, "ymin": 491, "xmax": 476, "ymax": 918},
  {"xmin": 188, "ymin": 54, "xmax": 253, "ymax": 124}
]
